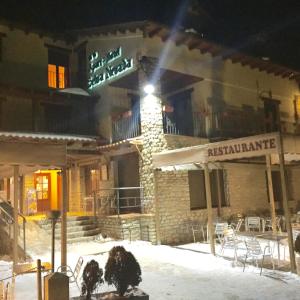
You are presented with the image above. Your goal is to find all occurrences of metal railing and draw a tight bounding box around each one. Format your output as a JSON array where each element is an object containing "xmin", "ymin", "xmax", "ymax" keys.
[
  {"xmin": 111, "ymin": 108, "xmax": 300, "ymax": 142},
  {"xmin": 0, "ymin": 200, "xmax": 26, "ymax": 259},
  {"xmin": 112, "ymin": 112, "xmax": 141, "ymax": 142},
  {"xmin": 89, "ymin": 187, "xmax": 144, "ymax": 217}
]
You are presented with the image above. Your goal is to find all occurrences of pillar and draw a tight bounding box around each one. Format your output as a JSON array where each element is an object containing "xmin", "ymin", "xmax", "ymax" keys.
[
  {"xmin": 138, "ymin": 67, "xmax": 167, "ymax": 214},
  {"xmin": 265, "ymin": 155, "xmax": 277, "ymax": 233},
  {"xmin": 13, "ymin": 165, "xmax": 19, "ymax": 269},
  {"xmin": 61, "ymin": 167, "xmax": 68, "ymax": 268},
  {"xmin": 204, "ymin": 164, "xmax": 215, "ymax": 255}
]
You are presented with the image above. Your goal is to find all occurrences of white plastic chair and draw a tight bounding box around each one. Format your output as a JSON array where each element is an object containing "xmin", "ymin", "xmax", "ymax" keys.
[
  {"xmin": 246, "ymin": 217, "xmax": 261, "ymax": 232},
  {"xmin": 243, "ymin": 238, "xmax": 274, "ymax": 275}
]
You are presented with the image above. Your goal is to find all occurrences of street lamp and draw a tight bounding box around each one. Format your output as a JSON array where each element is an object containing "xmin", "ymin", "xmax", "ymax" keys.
[{"xmin": 47, "ymin": 210, "xmax": 61, "ymax": 273}]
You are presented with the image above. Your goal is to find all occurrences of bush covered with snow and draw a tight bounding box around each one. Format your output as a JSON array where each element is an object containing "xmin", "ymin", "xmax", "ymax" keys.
[{"xmin": 104, "ymin": 246, "xmax": 141, "ymax": 296}]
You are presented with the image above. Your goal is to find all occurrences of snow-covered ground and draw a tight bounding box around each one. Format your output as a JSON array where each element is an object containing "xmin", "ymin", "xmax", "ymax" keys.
[{"xmin": 1, "ymin": 240, "xmax": 300, "ymax": 300}]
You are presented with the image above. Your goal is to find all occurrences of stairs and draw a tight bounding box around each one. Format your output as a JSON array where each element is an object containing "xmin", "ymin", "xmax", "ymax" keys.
[{"xmin": 37, "ymin": 216, "xmax": 101, "ymax": 243}]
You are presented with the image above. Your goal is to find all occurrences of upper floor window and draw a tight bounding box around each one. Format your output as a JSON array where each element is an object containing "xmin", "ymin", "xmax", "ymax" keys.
[
  {"xmin": 263, "ymin": 98, "xmax": 280, "ymax": 132},
  {"xmin": 46, "ymin": 45, "xmax": 70, "ymax": 89},
  {"xmin": 0, "ymin": 33, "xmax": 6, "ymax": 62}
]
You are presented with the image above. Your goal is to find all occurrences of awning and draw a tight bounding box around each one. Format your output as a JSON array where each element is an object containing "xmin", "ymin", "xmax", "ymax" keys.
[
  {"xmin": 152, "ymin": 132, "xmax": 300, "ymax": 168},
  {"xmin": 0, "ymin": 131, "xmax": 98, "ymax": 178}
]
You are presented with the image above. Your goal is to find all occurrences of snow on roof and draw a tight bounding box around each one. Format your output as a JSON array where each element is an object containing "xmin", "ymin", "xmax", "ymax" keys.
[
  {"xmin": 0, "ymin": 131, "xmax": 97, "ymax": 143},
  {"xmin": 58, "ymin": 88, "xmax": 91, "ymax": 96}
]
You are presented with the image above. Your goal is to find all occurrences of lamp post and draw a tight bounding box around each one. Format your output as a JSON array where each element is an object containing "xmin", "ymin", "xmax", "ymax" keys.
[{"xmin": 47, "ymin": 210, "xmax": 61, "ymax": 273}]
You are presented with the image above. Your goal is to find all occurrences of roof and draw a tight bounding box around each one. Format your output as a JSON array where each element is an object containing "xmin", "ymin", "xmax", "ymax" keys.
[
  {"xmin": 0, "ymin": 131, "xmax": 97, "ymax": 144},
  {"xmin": 72, "ymin": 21, "xmax": 300, "ymax": 82}
]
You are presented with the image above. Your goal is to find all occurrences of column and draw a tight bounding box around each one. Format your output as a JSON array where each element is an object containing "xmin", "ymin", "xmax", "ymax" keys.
[
  {"xmin": 61, "ymin": 167, "xmax": 68, "ymax": 268},
  {"xmin": 138, "ymin": 67, "xmax": 167, "ymax": 214},
  {"xmin": 13, "ymin": 165, "xmax": 19, "ymax": 269}
]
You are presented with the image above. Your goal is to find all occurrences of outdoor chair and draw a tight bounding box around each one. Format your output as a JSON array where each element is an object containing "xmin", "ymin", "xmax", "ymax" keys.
[
  {"xmin": 243, "ymin": 238, "xmax": 274, "ymax": 275},
  {"xmin": 215, "ymin": 222, "xmax": 229, "ymax": 244},
  {"xmin": 245, "ymin": 216, "xmax": 262, "ymax": 232},
  {"xmin": 231, "ymin": 218, "xmax": 244, "ymax": 232},
  {"xmin": 220, "ymin": 227, "xmax": 244, "ymax": 261},
  {"xmin": 191, "ymin": 223, "xmax": 208, "ymax": 242},
  {"xmin": 264, "ymin": 216, "xmax": 282, "ymax": 232},
  {"xmin": 57, "ymin": 256, "xmax": 84, "ymax": 291}
]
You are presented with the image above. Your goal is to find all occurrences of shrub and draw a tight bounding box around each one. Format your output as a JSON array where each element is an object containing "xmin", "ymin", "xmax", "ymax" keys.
[
  {"xmin": 81, "ymin": 260, "xmax": 103, "ymax": 300},
  {"xmin": 104, "ymin": 246, "xmax": 142, "ymax": 296},
  {"xmin": 295, "ymin": 234, "xmax": 300, "ymax": 254}
]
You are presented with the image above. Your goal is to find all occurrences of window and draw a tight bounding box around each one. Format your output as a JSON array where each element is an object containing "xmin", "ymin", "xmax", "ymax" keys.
[
  {"xmin": 263, "ymin": 99, "xmax": 280, "ymax": 132},
  {"xmin": 266, "ymin": 170, "xmax": 292, "ymax": 206},
  {"xmin": 166, "ymin": 89, "xmax": 194, "ymax": 136},
  {"xmin": 47, "ymin": 45, "xmax": 70, "ymax": 89},
  {"xmin": 0, "ymin": 37, "xmax": 2, "ymax": 62},
  {"xmin": 189, "ymin": 169, "xmax": 228, "ymax": 210}
]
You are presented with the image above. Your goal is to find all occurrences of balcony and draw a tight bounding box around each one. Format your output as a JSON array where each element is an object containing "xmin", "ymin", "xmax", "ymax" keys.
[
  {"xmin": 111, "ymin": 108, "xmax": 297, "ymax": 143},
  {"xmin": 163, "ymin": 109, "xmax": 265, "ymax": 140},
  {"xmin": 112, "ymin": 110, "xmax": 141, "ymax": 142}
]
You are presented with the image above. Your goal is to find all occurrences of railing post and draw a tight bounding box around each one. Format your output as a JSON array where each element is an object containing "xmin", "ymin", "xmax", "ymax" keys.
[
  {"xmin": 93, "ymin": 191, "xmax": 97, "ymax": 219},
  {"xmin": 23, "ymin": 219, "xmax": 26, "ymax": 261},
  {"xmin": 37, "ymin": 259, "xmax": 42, "ymax": 300},
  {"xmin": 117, "ymin": 190, "xmax": 120, "ymax": 216}
]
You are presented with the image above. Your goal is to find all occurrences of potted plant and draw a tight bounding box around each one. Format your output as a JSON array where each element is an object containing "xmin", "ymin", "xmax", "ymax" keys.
[
  {"xmin": 104, "ymin": 246, "xmax": 144, "ymax": 299},
  {"xmin": 81, "ymin": 260, "xmax": 103, "ymax": 300}
]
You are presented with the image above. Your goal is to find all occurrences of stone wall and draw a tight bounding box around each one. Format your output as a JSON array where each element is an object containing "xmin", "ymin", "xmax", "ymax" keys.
[
  {"xmin": 155, "ymin": 170, "xmax": 216, "ymax": 245},
  {"xmin": 98, "ymin": 214, "xmax": 156, "ymax": 243},
  {"xmin": 165, "ymin": 134, "xmax": 208, "ymax": 150},
  {"xmin": 155, "ymin": 163, "xmax": 285, "ymax": 244},
  {"xmin": 222, "ymin": 163, "xmax": 270, "ymax": 217}
]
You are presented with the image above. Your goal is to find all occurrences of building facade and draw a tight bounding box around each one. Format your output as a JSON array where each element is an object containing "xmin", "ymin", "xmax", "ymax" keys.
[{"xmin": 0, "ymin": 20, "xmax": 300, "ymax": 244}]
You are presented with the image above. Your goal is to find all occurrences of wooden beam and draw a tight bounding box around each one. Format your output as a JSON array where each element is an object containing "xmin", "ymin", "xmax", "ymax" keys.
[
  {"xmin": 187, "ymin": 39, "xmax": 201, "ymax": 50},
  {"xmin": 60, "ymin": 167, "xmax": 68, "ymax": 268},
  {"xmin": 204, "ymin": 164, "xmax": 215, "ymax": 255},
  {"xmin": 216, "ymin": 170, "xmax": 222, "ymax": 217},
  {"xmin": 265, "ymin": 155, "xmax": 277, "ymax": 233},
  {"xmin": 174, "ymin": 34, "xmax": 188, "ymax": 46},
  {"xmin": 198, "ymin": 41, "xmax": 213, "ymax": 53},
  {"xmin": 13, "ymin": 165, "xmax": 19, "ymax": 270},
  {"xmin": 147, "ymin": 26, "xmax": 162, "ymax": 37},
  {"xmin": 278, "ymin": 134, "xmax": 296, "ymax": 273}
]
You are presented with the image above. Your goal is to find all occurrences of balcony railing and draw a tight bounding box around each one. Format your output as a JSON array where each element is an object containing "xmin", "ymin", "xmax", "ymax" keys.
[
  {"xmin": 111, "ymin": 108, "xmax": 299, "ymax": 143},
  {"xmin": 112, "ymin": 111, "xmax": 141, "ymax": 142}
]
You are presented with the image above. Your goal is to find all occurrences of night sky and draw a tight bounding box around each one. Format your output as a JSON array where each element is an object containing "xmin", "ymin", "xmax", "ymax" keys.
[{"xmin": 1, "ymin": 0, "xmax": 300, "ymax": 70}]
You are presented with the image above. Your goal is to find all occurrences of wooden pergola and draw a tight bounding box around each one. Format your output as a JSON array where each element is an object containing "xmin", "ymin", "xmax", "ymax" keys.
[
  {"xmin": 0, "ymin": 132, "xmax": 97, "ymax": 271},
  {"xmin": 153, "ymin": 132, "xmax": 300, "ymax": 273}
]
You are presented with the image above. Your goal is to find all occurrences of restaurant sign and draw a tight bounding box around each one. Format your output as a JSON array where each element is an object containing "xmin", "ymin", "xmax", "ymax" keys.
[
  {"xmin": 207, "ymin": 133, "xmax": 280, "ymax": 162},
  {"xmin": 88, "ymin": 46, "xmax": 133, "ymax": 89}
]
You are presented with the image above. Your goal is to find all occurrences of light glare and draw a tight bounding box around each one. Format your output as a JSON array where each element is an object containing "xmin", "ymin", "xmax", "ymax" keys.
[{"xmin": 143, "ymin": 84, "xmax": 155, "ymax": 94}]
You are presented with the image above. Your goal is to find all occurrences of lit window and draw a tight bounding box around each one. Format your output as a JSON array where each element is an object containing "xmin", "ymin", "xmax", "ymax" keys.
[
  {"xmin": 48, "ymin": 64, "xmax": 67, "ymax": 89},
  {"xmin": 47, "ymin": 45, "xmax": 69, "ymax": 89},
  {"xmin": 48, "ymin": 64, "xmax": 57, "ymax": 88}
]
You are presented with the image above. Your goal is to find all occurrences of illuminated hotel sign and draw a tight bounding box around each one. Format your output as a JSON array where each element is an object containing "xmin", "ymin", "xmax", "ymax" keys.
[{"xmin": 88, "ymin": 46, "xmax": 133, "ymax": 89}]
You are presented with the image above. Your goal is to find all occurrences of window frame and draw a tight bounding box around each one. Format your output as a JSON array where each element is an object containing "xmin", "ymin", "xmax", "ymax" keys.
[
  {"xmin": 189, "ymin": 169, "xmax": 228, "ymax": 210},
  {"xmin": 46, "ymin": 44, "xmax": 71, "ymax": 89}
]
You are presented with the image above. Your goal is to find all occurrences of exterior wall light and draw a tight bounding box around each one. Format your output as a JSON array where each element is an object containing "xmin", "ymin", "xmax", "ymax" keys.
[{"xmin": 143, "ymin": 84, "xmax": 155, "ymax": 94}]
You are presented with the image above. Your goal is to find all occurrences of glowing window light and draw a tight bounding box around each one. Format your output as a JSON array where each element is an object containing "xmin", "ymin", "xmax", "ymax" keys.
[
  {"xmin": 58, "ymin": 66, "xmax": 65, "ymax": 89},
  {"xmin": 48, "ymin": 64, "xmax": 57, "ymax": 88}
]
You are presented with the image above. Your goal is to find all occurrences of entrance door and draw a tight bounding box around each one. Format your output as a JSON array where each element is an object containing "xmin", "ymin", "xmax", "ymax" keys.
[{"xmin": 34, "ymin": 173, "xmax": 51, "ymax": 212}]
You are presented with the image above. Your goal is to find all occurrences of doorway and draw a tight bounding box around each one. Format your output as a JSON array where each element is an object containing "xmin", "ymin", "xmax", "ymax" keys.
[{"xmin": 34, "ymin": 173, "xmax": 51, "ymax": 212}]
